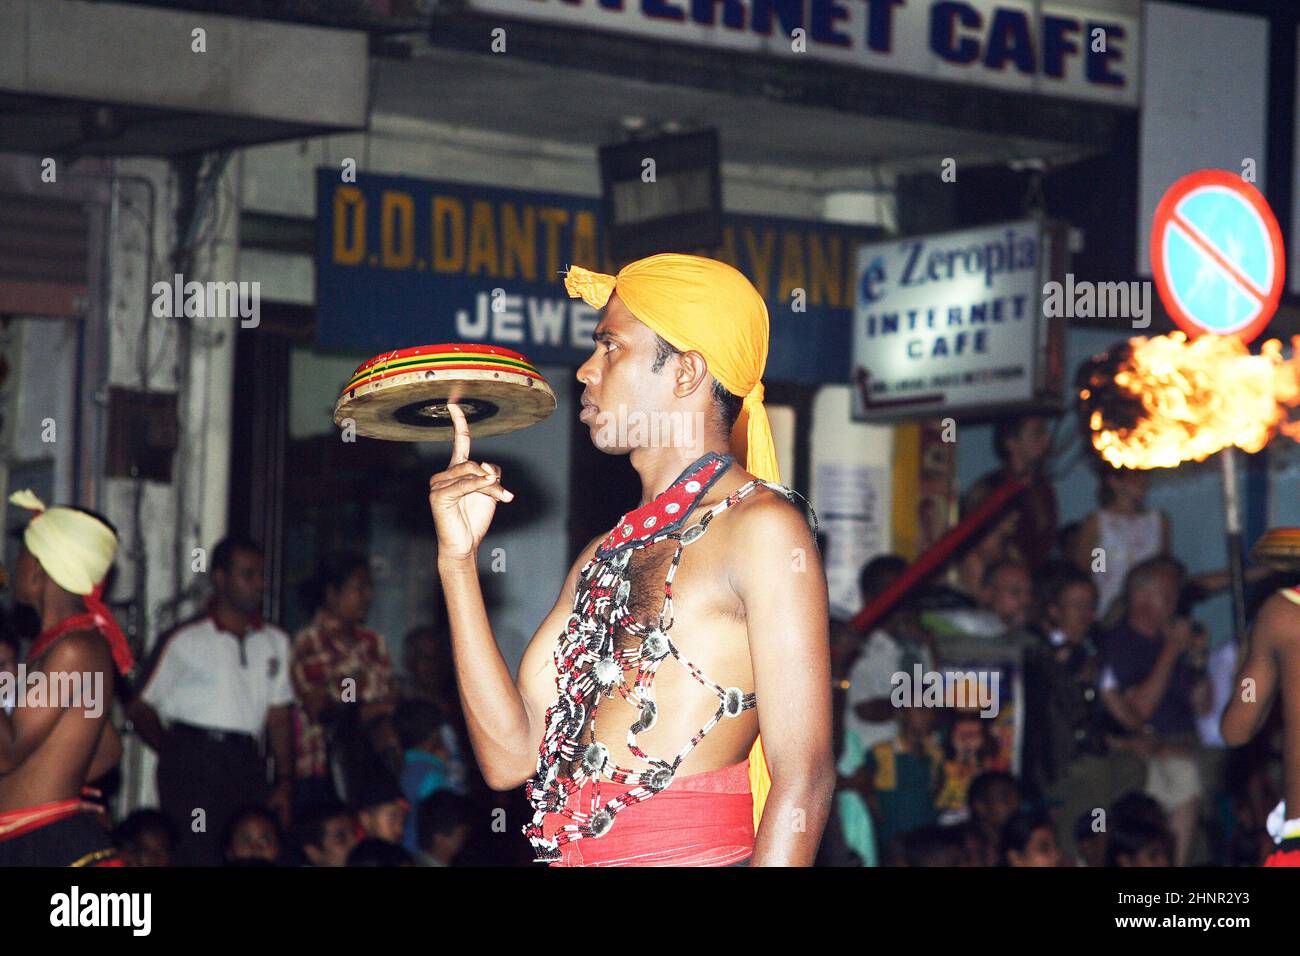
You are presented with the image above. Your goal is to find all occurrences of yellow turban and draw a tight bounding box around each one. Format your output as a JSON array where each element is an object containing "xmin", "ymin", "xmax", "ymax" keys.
[
  {"xmin": 9, "ymin": 489, "xmax": 117, "ymax": 596},
  {"xmin": 564, "ymin": 252, "xmax": 777, "ymax": 834},
  {"xmin": 8, "ymin": 489, "xmax": 133, "ymax": 674}
]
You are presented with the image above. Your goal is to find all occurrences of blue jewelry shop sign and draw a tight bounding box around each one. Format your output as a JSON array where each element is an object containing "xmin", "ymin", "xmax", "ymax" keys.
[{"xmin": 315, "ymin": 169, "xmax": 876, "ymax": 385}]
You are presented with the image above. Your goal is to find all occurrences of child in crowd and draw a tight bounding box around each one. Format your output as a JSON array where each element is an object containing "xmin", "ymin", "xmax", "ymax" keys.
[
  {"xmin": 292, "ymin": 801, "xmax": 359, "ymax": 867},
  {"xmin": 395, "ymin": 699, "xmax": 456, "ymax": 854},
  {"xmin": 114, "ymin": 809, "xmax": 175, "ymax": 867},
  {"xmin": 861, "ymin": 703, "xmax": 944, "ymax": 861},
  {"xmin": 413, "ymin": 791, "xmax": 472, "ymax": 867},
  {"xmin": 222, "ymin": 805, "xmax": 283, "ymax": 866},
  {"xmin": 1000, "ymin": 811, "xmax": 1061, "ymax": 867},
  {"xmin": 935, "ymin": 711, "xmax": 1005, "ymax": 824},
  {"xmin": 353, "ymin": 776, "xmax": 409, "ymax": 845},
  {"xmin": 963, "ymin": 772, "xmax": 1022, "ymax": 866}
]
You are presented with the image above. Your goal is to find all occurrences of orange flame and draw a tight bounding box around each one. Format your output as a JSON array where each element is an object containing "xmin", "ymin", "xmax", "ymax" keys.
[{"xmin": 1086, "ymin": 332, "xmax": 1300, "ymax": 469}]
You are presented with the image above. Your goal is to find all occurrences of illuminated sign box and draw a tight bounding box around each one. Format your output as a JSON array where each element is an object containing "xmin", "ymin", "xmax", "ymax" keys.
[{"xmin": 851, "ymin": 218, "xmax": 1067, "ymax": 422}]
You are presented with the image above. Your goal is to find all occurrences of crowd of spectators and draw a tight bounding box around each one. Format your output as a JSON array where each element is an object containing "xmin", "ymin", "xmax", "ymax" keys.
[{"xmin": 826, "ymin": 414, "xmax": 1286, "ymax": 867}]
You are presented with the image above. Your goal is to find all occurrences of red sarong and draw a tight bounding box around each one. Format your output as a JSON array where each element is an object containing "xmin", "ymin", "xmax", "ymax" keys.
[
  {"xmin": 1265, "ymin": 838, "xmax": 1300, "ymax": 867},
  {"xmin": 0, "ymin": 799, "xmax": 120, "ymax": 867},
  {"xmin": 541, "ymin": 760, "xmax": 754, "ymax": 867}
]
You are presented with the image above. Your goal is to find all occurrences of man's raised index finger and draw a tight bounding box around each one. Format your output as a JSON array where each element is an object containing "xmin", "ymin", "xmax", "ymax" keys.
[{"xmin": 448, "ymin": 402, "xmax": 471, "ymax": 464}]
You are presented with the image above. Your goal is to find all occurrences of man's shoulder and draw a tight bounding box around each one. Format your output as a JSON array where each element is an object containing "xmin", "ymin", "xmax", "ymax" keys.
[
  {"xmin": 38, "ymin": 627, "xmax": 111, "ymax": 669},
  {"xmin": 1255, "ymin": 589, "xmax": 1300, "ymax": 650},
  {"xmin": 724, "ymin": 481, "xmax": 813, "ymax": 543},
  {"xmin": 154, "ymin": 612, "xmax": 214, "ymax": 652}
]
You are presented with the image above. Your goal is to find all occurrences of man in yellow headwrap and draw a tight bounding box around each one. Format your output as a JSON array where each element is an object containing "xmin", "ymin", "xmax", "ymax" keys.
[
  {"xmin": 0, "ymin": 491, "xmax": 127, "ymax": 866},
  {"xmin": 428, "ymin": 253, "xmax": 833, "ymax": 866}
]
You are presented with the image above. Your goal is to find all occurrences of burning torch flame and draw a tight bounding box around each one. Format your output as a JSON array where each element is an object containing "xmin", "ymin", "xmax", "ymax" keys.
[{"xmin": 1080, "ymin": 332, "xmax": 1300, "ymax": 470}]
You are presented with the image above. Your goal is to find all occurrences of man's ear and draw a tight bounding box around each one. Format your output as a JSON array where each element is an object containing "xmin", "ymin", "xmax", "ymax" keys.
[{"xmin": 672, "ymin": 350, "xmax": 712, "ymax": 399}]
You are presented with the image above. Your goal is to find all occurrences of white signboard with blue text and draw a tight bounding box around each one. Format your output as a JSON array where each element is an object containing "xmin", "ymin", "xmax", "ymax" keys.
[
  {"xmin": 851, "ymin": 219, "xmax": 1056, "ymax": 421},
  {"xmin": 467, "ymin": 0, "xmax": 1140, "ymax": 107}
]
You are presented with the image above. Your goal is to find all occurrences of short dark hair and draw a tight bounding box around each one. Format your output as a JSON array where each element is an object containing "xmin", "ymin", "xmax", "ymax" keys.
[
  {"xmin": 858, "ymin": 554, "xmax": 907, "ymax": 602},
  {"xmin": 992, "ymin": 417, "xmax": 1022, "ymax": 463},
  {"xmin": 650, "ymin": 334, "xmax": 745, "ymax": 432},
  {"xmin": 113, "ymin": 809, "xmax": 175, "ymax": 850},
  {"xmin": 1122, "ymin": 555, "xmax": 1184, "ymax": 605},
  {"xmin": 346, "ymin": 837, "xmax": 413, "ymax": 867},
  {"xmin": 1037, "ymin": 562, "xmax": 1097, "ymax": 610},
  {"xmin": 291, "ymin": 801, "xmax": 351, "ymax": 851},
  {"xmin": 212, "ymin": 536, "xmax": 263, "ymax": 576},
  {"xmin": 1105, "ymin": 820, "xmax": 1174, "ymax": 867},
  {"xmin": 1111, "ymin": 790, "xmax": 1167, "ymax": 830},
  {"xmin": 980, "ymin": 557, "xmax": 1029, "ymax": 591},
  {"xmin": 968, "ymin": 770, "xmax": 1018, "ymax": 810},
  {"xmin": 992, "ymin": 414, "xmax": 1051, "ymax": 463},
  {"xmin": 416, "ymin": 791, "xmax": 473, "ymax": 852},
  {"xmin": 895, "ymin": 825, "xmax": 964, "ymax": 867},
  {"xmin": 220, "ymin": 803, "xmax": 281, "ymax": 859},
  {"xmin": 999, "ymin": 810, "xmax": 1053, "ymax": 865},
  {"xmin": 394, "ymin": 699, "xmax": 444, "ymax": 750},
  {"xmin": 298, "ymin": 550, "xmax": 369, "ymax": 613}
]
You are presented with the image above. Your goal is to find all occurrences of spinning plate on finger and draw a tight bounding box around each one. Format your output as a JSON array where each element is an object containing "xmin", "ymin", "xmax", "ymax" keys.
[{"xmin": 334, "ymin": 344, "xmax": 556, "ymax": 441}]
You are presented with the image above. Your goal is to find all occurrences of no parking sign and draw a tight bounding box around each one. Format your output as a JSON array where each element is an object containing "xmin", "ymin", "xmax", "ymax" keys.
[{"xmin": 1150, "ymin": 169, "xmax": 1285, "ymax": 344}]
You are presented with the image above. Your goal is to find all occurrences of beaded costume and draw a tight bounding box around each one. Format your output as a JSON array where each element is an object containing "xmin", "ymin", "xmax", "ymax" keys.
[{"xmin": 523, "ymin": 451, "xmax": 816, "ymax": 862}]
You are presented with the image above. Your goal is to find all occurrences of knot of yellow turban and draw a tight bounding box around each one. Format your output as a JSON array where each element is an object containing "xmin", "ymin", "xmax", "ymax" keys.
[{"xmin": 564, "ymin": 253, "xmax": 778, "ymax": 832}]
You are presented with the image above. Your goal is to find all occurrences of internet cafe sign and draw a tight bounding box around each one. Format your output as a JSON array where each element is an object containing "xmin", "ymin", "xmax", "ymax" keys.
[
  {"xmin": 466, "ymin": 0, "xmax": 1139, "ymax": 106},
  {"xmin": 851, "ymin": 219, "xmax": 1066, "ymax": 422}
]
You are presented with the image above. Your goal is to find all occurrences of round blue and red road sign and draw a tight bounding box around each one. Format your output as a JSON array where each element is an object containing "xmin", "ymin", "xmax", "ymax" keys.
[{"xmin": 1151, "ymin": 169, "xmax": 1285, "ymax": 344}]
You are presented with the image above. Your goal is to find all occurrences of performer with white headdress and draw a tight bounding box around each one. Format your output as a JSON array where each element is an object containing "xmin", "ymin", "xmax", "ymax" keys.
[{"xmin": 0, "ymin": 490, "xmax": 129, "ymax": 866}]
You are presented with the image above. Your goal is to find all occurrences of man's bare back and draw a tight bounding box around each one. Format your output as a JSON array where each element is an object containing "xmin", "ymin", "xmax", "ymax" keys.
[{"xmin": 0, "ymin": 629, "xmax": 116, "ymax": 811}]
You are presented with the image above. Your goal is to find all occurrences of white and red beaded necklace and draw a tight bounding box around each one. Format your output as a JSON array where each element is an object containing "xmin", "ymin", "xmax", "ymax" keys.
[{"xmin": 523, "ymin": 451, "xmax": 815, "ymax": 861}]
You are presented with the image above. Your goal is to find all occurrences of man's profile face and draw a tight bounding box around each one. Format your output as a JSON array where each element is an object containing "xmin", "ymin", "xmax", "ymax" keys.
[
  {"xmin": 215, "ymin": 549, "xmax": 265, "ymax": 617},
  {"xmin": 574, "ymin": 293, "xmax": 692, "ymax": 455}
]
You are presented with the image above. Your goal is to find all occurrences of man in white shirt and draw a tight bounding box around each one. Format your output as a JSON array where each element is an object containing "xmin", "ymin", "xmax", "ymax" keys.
[{"xmin": 127, "ymin": 537, "xmax": 294, "ymax": 865}]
